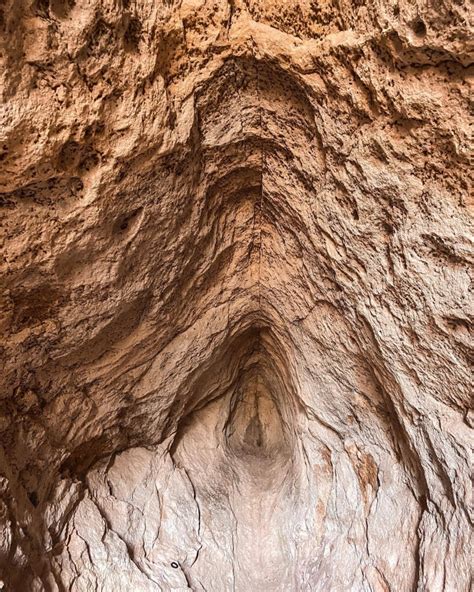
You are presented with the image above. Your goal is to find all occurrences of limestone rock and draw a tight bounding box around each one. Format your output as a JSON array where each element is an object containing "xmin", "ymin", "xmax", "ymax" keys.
[{"xmin": 0, "ymin": 0, "xmax": 472, "ymax": 590}]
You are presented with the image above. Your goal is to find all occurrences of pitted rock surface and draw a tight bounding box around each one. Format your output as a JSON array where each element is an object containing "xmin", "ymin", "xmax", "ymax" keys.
[{"xmin": 0, "ymin": 1, "xmax": 472, "ymax": 590}]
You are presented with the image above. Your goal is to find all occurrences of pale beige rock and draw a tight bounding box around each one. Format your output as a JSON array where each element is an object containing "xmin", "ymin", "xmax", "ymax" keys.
[{"xmin": 0, "ymin": 0, "xmax": 472, "ymax": 590}]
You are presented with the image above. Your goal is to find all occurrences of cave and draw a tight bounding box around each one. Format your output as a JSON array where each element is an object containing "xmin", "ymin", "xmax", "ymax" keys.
[{"xmin": 0, "ymin": 0, "xmax": 472, "ymax": 590}]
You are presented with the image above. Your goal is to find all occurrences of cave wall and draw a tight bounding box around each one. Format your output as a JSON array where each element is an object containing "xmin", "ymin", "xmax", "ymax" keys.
[{"xmin": 0, "ymin": 0, "xmax": 472, "ymax": 590}]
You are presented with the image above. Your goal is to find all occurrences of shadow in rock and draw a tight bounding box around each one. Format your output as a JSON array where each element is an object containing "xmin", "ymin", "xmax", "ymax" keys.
[{"xmin": 170, "ymin": 324, "xmax": 304, "ymax": 592}]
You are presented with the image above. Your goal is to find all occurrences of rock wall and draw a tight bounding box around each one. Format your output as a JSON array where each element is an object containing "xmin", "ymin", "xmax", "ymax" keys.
[{"xmin": 0, "ymin": 0, "xmax": 472, "ymax": 590}]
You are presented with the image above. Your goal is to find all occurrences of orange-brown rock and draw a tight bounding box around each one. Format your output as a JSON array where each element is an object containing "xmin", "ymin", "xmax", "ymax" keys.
[{"xmin": 0, "ymin": 1, "xmax": 472, "ymax": 590}]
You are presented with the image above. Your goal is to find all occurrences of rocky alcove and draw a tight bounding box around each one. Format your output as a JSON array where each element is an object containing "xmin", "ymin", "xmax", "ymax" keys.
[{"xmin": 0, "ymin": 0, "xmax": 472, "ymax": 590}]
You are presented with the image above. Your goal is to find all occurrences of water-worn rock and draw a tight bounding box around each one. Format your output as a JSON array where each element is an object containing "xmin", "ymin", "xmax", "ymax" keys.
[{"xmin": 0, "ymin": 0, "xmax": 472, "ymax": 590}]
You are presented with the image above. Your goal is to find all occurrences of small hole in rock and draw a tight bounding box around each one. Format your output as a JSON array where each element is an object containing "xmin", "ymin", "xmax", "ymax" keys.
[
  {"xmin": 114, "ymin": 208, "xmax": 142, "ymax": 234},
  {"xmin": 171, "ymin": 561, "xmax": 179, "ymax": 569},
  {"xmin": 28, "ymin": 491, "xmax": 39, "ymax": 508},
  {"xmin": 412, "ymin": 18, "xmax": 427, "ymax": 37}
]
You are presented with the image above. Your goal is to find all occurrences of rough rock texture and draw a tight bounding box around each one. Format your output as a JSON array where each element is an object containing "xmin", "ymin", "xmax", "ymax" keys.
[{"xmin": 0, "ymin": 0, "xmax": 472, "ymax": 590}]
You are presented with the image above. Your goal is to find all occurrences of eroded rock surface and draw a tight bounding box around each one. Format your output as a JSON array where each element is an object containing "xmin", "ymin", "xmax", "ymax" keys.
[{"xmin": 0, "ymin": 0, "xmax": 472, "ymax": 590}]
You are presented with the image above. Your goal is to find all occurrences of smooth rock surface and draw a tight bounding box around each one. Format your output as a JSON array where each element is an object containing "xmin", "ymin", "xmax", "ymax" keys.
[{"xmin": 0, "ymin": 0, "xmax": 472, "ymax": 590}]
